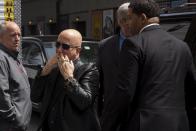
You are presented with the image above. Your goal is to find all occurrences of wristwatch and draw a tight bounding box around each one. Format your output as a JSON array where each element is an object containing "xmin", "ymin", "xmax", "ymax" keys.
[{"xmin": 64, "ymin": 76, "xmax": 75, "ymax": 85}]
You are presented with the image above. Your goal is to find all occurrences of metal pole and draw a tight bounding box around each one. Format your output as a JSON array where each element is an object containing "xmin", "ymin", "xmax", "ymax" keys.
[
  {"xmin": 14, "ymin": 0, "xmax": 22, "ymax": 61},
  {"xmin": 14, "ymin": 0, "xmax": 21, "ymax": 28}
]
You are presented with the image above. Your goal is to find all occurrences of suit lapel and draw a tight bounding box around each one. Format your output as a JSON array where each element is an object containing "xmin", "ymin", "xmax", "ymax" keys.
[{"xmin": 113, "ymin": 35, "xmax": 121, "ymax": 67}]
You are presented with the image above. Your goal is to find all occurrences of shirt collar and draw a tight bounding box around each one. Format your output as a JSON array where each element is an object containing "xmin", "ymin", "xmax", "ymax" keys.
[
  {"xmin": 120, "ymin": 31, "xmax": 126, "ymax": 40},
  {"xmin": 139, "ymin": 23, "xmax": 160, "ymax": 33},
  {"xmin": 0, "ymin": 43, "xmax": 19, "ymax": 61}
]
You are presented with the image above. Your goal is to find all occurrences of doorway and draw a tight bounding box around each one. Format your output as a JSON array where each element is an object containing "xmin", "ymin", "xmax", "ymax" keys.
[{"xmin": 73, "ymin": 21, "xmax": 86, "ymax": 37}]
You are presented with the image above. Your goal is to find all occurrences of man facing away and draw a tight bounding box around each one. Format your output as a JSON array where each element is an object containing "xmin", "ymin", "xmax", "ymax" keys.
[
  {"xmin": 0, "ymin": 21, "xmax": 32, "ymax": 131},
  {"xmin": 101, "ymin": 0, "xmax": 196, "ymax": 131},
  {"xmin": 31, "ymin": 29, "xmax": 101, "ymax": 131}
]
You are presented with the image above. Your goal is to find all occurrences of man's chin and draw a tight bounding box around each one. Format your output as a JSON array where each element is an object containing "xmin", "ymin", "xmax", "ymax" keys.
[
  {"xmin": 16, "ymin": 47, "xmax": 20, "ymax": 52},
  {"xmin": 10, "ymin": 46, "xmax": 19, "ymax": 52}
]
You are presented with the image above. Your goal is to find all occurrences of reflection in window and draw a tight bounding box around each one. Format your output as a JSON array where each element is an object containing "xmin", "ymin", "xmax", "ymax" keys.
[
  {"xmin": 160, "ymin": 21, "xmax": 190, "ymax": 40},
  {"xmin": 22, "ymin": 42, "xmax": 43, "ymax": 65},
  {"xmin": 80, "ymin": 42, "xmax": 98, "ymax": 63},
  {"xmin": 42, "ymin": 42, "xmax": 56, "ymax": 60}
]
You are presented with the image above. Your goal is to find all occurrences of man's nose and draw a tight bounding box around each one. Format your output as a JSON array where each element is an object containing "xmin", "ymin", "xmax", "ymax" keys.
[{"xmin": 16, "ymin": 35, "xmax": 20, "ymax": 41}]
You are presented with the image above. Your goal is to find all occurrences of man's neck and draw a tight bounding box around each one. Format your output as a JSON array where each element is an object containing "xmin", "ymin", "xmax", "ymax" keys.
[
  {"xmin": 139, "ymin": 17, "xmax": 160, "ymax": 33},
  {"xmin": 148, "ymin": 17, "xmax": 160, "ymax": 24}
]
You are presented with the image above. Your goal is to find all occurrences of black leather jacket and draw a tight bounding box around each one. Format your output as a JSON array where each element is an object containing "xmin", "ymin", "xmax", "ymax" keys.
[{"xmin": 32, "ymin": 59, "xmax": 101, "ymax": 131}]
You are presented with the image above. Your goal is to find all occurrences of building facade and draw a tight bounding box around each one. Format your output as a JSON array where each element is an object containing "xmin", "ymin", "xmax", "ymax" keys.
[{"xmin": 22, "ymin": 0, "xmax": 192, "ymax": 39}]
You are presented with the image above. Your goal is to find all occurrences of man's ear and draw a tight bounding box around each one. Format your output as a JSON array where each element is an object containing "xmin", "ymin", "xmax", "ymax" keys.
[{"xmin": 141, "ymin": 13, "xmax": 148, "ymax": 24}]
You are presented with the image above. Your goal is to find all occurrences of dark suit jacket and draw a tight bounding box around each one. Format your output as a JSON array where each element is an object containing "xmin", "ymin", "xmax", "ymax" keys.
[
  {"xmin": 101, "ymin": 25, "xmax": 196, "ymax": 131},
  {"xmin": 98, "ymin": 35, "xmax": 130, "ymax": 130},
  {"xmin": 97, "ymin": 34, "xmax": 120, "ymax": 114}
]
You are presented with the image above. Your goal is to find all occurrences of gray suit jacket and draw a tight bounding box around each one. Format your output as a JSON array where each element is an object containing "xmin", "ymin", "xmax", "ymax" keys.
[{"xmin": 0, "ymin": 44, "xmax": 32, "ymax": 131}]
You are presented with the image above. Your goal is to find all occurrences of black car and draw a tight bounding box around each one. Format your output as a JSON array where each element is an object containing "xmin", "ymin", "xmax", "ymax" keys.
[
  {"xmin": 160, "ymin": 11, "xmax": 196, "ymax": 131},
  {"xmin": 21, "ymin": 35, "xmax": 99, "ymax": 111},
  {"xmin": 160, "ymin": 11, "xmax": 196, "ymax": 61}
]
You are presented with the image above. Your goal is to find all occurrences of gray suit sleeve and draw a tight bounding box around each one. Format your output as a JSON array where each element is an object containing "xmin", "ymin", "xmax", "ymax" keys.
[{"xmin": 0, "ymin": 60, "xmax": 16, "ymax": 122}]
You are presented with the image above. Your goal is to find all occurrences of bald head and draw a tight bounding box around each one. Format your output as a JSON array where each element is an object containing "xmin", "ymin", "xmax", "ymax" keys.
[
  {"xmin": 0, "ymin": 21, "xmax": 20, "ymax": 33},
  {"xmin": 116, "ymin": 2, "xmax": 132, "ymax": 37},
  {"xmin": 117, "ymin": 2, "xmax": 130, "ymax": 24},
  {"xmin": 56, "ymin": 29, "xmax": 82, "ymax": 60},
  {"xmin": 58, "ymin": 29, "xmax": 82, "ymax": 47},
  {"xmin": 0, "ymin": 21, "xmax": 21, "ymax": 52}
]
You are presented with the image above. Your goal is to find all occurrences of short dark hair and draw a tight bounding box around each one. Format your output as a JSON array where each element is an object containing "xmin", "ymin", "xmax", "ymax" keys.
[{"xmin": 129, "ymin": 0, "xmax": 160, "ymax": 18}]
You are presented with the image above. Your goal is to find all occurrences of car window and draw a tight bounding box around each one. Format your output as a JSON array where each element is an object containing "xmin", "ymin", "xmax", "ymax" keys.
[
  {"xmin": 22, "ymin": 41, "xmax": 44, "ymax": 65},
  {"xmin": 184, "ymin": 16, "xmax": 196, "ymax": 65},
  {"xmin": 42, "ymin": 42, "xmax": 56, "ymax": 60},
  {"xmin": 160, "ymin": 21, "xmax": 191, "ymax": 40},
  {"xmin": 80, "ymin": 42, "xmax": 98, "ymax": 63},
  {"xmin": 160, "ymin": 14, "xmax": 196, "ymax": 65}
]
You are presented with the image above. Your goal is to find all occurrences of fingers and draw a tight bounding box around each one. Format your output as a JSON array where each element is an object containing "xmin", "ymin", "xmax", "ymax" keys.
[
  {"xmin": 58, "ymin": 53, "xmax": 70, "ymax": 62},
  {"xmin": 58, "ymin": 55, "xmax": 65, "ymax": 64},
  {"xmin": 64, "ymin": 55, "xmax": 69, "ymax": 61},
  {"xmin": 60, "ymin": 53, "xmax": 64, "ymax": 60},
  {"xmin": 70, "ymin": 60, "xmax": 74, "ymax": 66},
  {"xmin": 47, "ymin": 54, "xmax": 58, "ymax": 64}
]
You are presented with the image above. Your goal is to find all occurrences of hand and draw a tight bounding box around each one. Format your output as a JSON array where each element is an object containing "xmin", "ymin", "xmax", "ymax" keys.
[
  {"xmin": 58, "ymin": 54, "xmax": 74, "ymax": 80},
  {"xmin": 48, "ymin": 54, "xmax": 58, "ymax": 65},
  {"xmin": 41, "ymin": 54, "xmax": 58, "ymax": 76}
]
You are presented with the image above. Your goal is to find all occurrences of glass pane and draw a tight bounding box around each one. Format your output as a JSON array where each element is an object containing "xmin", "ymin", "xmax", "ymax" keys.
[
  {"xmin": 160, "ymin": 21, "xmax": 191, "ymax": 40},
  {"xmin": 42, "ymin": 42, "xmax": 56, "ymax": 60},
  {"xmin": 22, "ymin": 42, "xmax": 43, "ymax": 65},
  {"xmin": 80, "ymin": 42, "xmax": 98, "ymax": 63},
  {"xmin": 22, "ymin": 42, "xmax": 31, "ymax": 62}
]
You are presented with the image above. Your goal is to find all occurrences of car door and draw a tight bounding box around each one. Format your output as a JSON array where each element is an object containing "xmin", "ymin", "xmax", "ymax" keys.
[
  {"xmin": 22, "ymin": 39, "xmax": 46, "ymax": 86},
  {"xmin": 160, "ymin": 13, "xmax": 196, "ymax": 131},
  {"xmin": 184, "ymin": 15, "xmax": 196, "ymax": 131},
  {"xmin": 22, "ymin": 38, "xmax": 47, "ymax": 111}
]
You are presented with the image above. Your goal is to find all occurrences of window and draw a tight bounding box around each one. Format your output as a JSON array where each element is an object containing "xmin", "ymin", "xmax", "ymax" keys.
[
  {"xmin": 80, "ymin": 42, "xmax": 98, "ymax": 63},
  {"xmin": 22, "ymin": 41, "xmax": 44, "ymax": 65},
  {"xmin": 160, "ymin": 21, "xmax": 191, "ymax": 40},
  {"xmin": 42, "ymin": 41, "xmax": 56, "ymax": 60}
]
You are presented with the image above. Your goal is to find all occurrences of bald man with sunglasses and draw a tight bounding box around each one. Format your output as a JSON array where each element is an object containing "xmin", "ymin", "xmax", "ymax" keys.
[{"xmin": 32, "ymin": 29, "xmax": 101, "ymax": 131}]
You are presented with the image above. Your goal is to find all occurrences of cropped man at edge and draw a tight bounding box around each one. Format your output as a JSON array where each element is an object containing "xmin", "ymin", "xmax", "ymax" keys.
[
  {"xmin": 31, "ymin": 29, "xmax": 101, "ymax": 131},
  {"xmin": 0, "ymin": 21, "xmax": 32, "ymax": 131}
]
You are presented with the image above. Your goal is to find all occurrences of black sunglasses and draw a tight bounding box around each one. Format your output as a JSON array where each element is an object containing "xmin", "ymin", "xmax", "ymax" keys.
[{"xmin": 56, "ymin": 42, "xmax": 80, "ymax": 50}]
